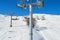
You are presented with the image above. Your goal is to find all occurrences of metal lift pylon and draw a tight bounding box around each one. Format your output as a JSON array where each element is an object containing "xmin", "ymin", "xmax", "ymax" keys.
[{"xmin": 17, "ymin": 0, "xmax": 44, "ymax": 40}]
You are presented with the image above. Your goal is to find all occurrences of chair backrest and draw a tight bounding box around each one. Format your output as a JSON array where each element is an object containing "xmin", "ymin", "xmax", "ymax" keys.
[
  {"xmin": 12, "ymin": 18, "xmax": 19, "ymax": 20},
  {"xmin": 24, "ymin": 17, "xmax": 36, "ymax": 27}
]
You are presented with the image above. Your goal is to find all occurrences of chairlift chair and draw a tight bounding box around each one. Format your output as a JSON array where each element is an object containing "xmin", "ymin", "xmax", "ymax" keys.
[
  {"xmin": 36, "ymin": 16, "xmax": 40, "ymax": 20},
  {"xmin": 12, "ymin": 16, "xmax": 19, "ymax": 20},
  {"xmin": 41, "ymin": 15, "xmax": 45, "ymax": 20},
  {"xmin": 36, "ymin": 0, "xmax": 44, "ymax": 8},
  {"xmin": 17, "ymin": 0, "xmax": 28, "ymax": 9}
]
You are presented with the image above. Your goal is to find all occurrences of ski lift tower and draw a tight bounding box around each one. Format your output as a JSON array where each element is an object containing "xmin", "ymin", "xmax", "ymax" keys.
[
  {"xmin": 17, "ymin": 0, "xmax": 44, "ymax": 40},
  {"xmin": 10, "ymin": 12, "xmax": 14, "ymax": 27}
]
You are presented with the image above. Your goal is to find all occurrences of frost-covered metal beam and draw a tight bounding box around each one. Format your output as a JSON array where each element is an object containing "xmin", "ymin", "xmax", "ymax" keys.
[{"xmin": 29, "ymin": 4, "xmax": 33, "ymax": 40}]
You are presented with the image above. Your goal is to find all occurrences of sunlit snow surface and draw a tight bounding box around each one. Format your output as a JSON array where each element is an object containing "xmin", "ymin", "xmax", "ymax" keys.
[{"xmin": 0, "ymin": 14, "xmax": 60, "ymax": 40}]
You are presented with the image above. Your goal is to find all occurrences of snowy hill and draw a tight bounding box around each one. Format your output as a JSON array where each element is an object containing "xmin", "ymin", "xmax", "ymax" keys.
[{"xmin": 0, "ymin": 14, "xmax": 60, "ymax": 40}]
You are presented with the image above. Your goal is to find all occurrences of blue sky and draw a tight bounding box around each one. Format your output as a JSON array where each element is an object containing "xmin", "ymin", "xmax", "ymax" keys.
[{"xmin": 0, "ymin": 0, "xmax": 60, "ymax": 16}]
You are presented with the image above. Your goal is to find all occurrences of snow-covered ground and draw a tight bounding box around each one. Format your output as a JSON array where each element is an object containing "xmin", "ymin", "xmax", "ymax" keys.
[{"xmin": 0, "ymin": 14, "xmax": 60, "ymax": 40}]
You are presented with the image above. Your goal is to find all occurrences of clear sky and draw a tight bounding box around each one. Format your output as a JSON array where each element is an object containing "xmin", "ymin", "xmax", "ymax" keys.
[{"xmin": 0, "ymin": 0, "xmax": 60, "ymax": 16}]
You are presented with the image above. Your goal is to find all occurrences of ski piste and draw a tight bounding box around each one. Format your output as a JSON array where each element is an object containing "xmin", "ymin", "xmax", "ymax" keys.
[{"xmin": 0, "ymin": 14, "xmax": 60, "ymax": 40}]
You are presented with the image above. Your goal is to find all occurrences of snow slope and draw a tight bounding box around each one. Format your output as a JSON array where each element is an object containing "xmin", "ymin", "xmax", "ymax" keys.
[{"xmin": 0, "ymin": 14, "xmax": 60, "ymax": 40}]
